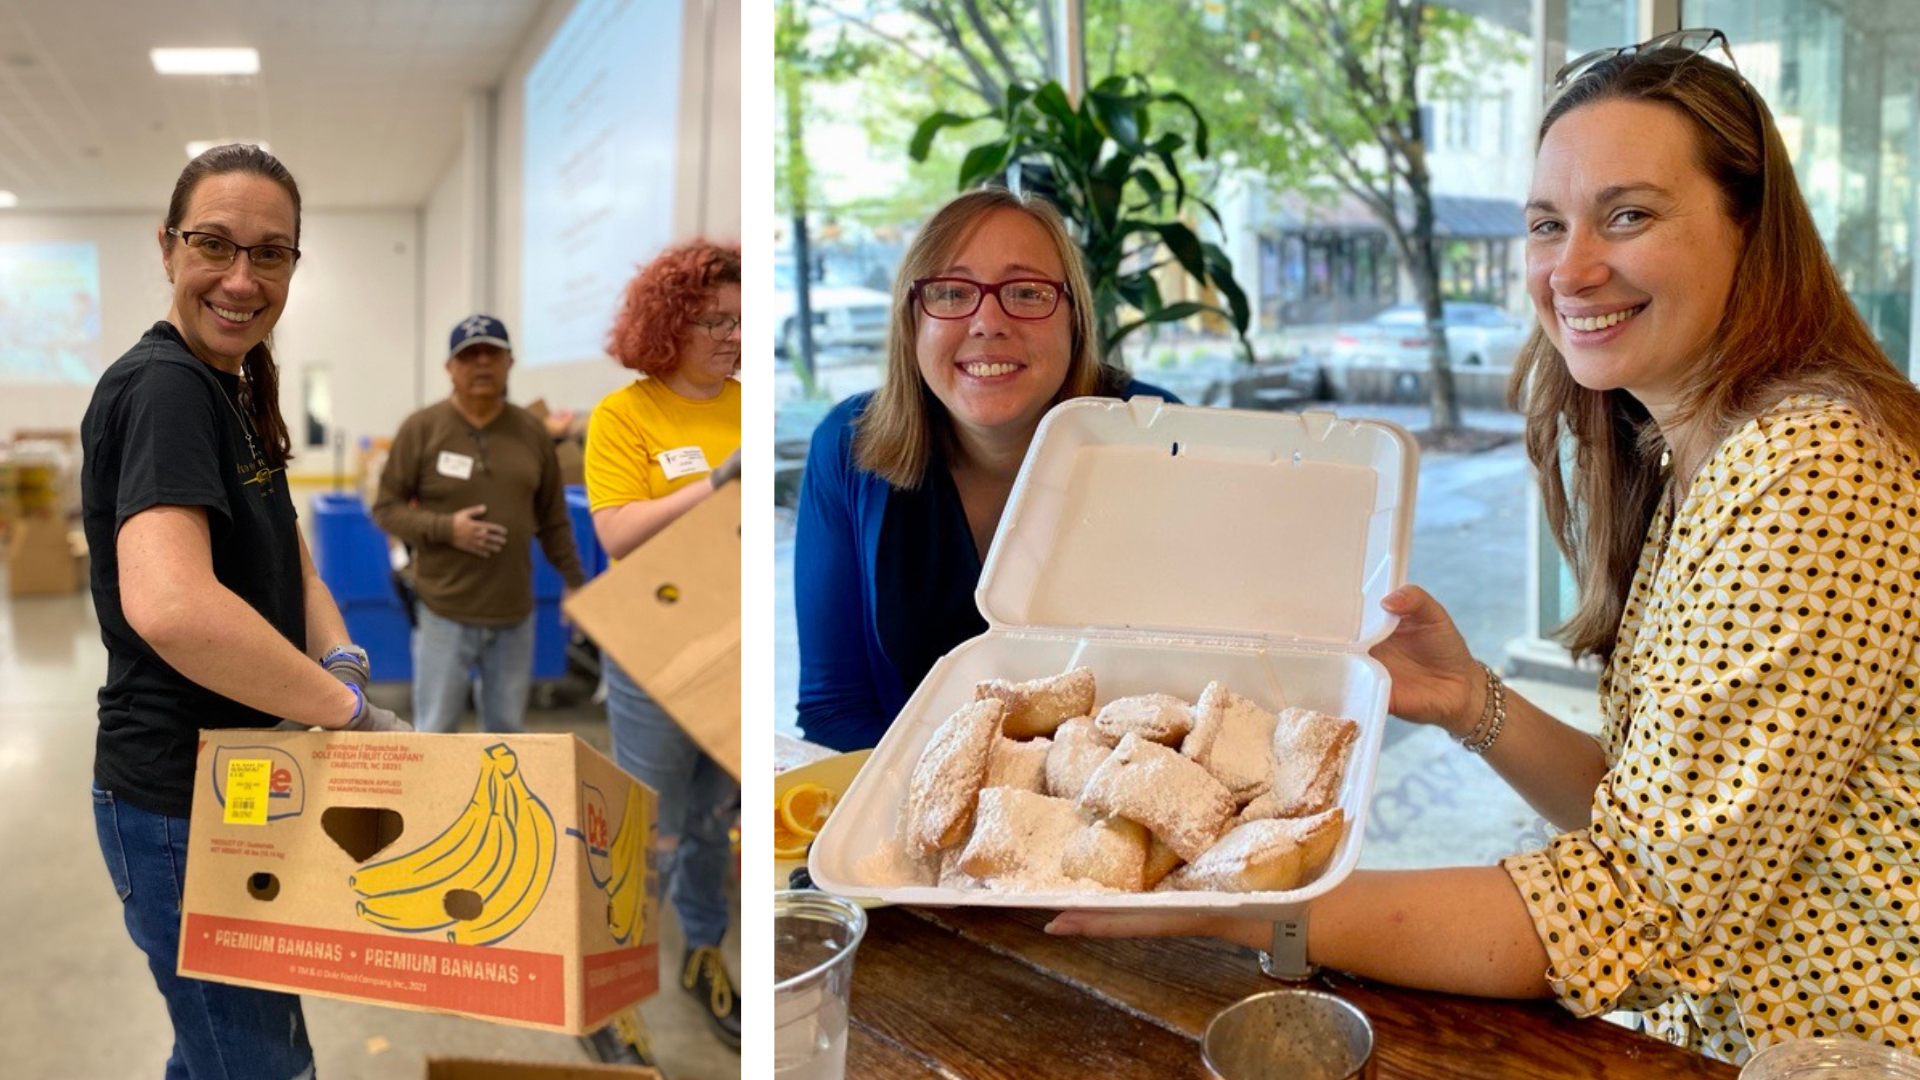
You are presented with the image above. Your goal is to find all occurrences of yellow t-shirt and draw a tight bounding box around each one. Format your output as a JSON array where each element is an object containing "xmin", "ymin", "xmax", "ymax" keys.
[{"xmin": 584, "ymin": 376, "xmax": 741, "ymax": 511}]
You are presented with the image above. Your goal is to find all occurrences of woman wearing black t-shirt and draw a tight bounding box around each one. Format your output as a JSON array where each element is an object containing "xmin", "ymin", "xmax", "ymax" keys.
[{"xmin": 80, "ymin": 144, "xmax": 408, "ymax": 1077}]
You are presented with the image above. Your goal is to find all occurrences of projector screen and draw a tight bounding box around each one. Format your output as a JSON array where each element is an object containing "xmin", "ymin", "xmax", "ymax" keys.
[
  {"xmin": 520, "ymin": 0, "xmax": 684, "ymax": 368},
  {"xmin": 0, "ymin": 241, "xmax": 104, "ymax": 383}
]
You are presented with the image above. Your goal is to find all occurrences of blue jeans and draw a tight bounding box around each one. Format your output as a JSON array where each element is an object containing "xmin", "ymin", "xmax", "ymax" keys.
[
  {"xmin": 91, "ymin": 786, "xmax": 314, "ymax": 1080},
  {"xmin": 604, "ymin": 658, "xmax": 739, "ymax": 949},
  {"xmin": 411, "ymin": 603, "xmax": 534, "ymax": 733}
]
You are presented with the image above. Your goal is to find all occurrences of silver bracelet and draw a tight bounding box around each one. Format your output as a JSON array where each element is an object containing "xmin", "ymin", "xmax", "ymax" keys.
[
  {"xmin": 1455, "ymin": 661, "xmax": 1498, "ymax": 744},
  {"xmin": 1460, "ymin": 662, "xmax": 1507, "ymax": 754}
]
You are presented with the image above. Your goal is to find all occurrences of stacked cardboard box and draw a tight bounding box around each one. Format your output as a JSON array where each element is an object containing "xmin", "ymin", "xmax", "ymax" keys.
[
  {"xmin": 6, "ymin": 517, "xmax": 86, "ymax": 596},
  {"xmin": 6, "ymin": 430, "xmax": 86, "ymax": 596}
]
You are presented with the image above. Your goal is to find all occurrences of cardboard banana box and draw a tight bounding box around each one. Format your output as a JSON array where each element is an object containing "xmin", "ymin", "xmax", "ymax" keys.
[{"xmin": 179, "ymin": 730, "xmax": 660, "ymax": 1033}]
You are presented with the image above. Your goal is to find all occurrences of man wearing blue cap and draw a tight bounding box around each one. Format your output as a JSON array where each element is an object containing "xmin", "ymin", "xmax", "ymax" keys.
[{"xmin": 372, "ymin": 315, "xmax": 587, "ymax": 733}]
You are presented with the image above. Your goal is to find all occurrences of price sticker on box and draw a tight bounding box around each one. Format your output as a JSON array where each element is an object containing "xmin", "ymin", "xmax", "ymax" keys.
[{"xmin": 223, "ymin": 759, "xmax": 272, "ymax": 825}]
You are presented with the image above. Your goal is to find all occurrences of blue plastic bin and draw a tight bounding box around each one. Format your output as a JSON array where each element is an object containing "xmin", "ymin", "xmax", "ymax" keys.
[
  {"xmin": 310, "ymin": 493, "xmax": 394, "ymax": 604},
  {"xmin": 567, "ymin": 485, "xmax": 605, "ymax": 579},
  {"xmin": 533, "ymin": 485, "xmax": 603, "ymax": 598},
  {"xmin": 532, "ymin": 543, "xmax": 565, "ymax": 601},
  {"xmin": 339, "ymin": 599, "xmax": 412, "ymax": 683},
  {"xmin": 531, "ymin": 599, "xmax": 568, "ymax": 680}
]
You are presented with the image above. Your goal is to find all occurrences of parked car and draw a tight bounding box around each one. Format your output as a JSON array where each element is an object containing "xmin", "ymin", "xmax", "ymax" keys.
[
  {"xmin": 774, "ymin": 258, "xmax": 892, "ymax": 360},
  {"xmin": 1328, "ymin": 302, "xmax": 1531, "ymax": 369}
]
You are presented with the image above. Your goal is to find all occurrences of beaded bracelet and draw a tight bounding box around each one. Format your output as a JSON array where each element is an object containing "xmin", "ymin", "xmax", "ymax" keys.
[
  {"xmin": 1459, "ymin": 662, "xmax": 1507, "ymax": 754},
  {"xmin": 1455, "ymin": 662, "xmax": 1498, "ymax": 744}
]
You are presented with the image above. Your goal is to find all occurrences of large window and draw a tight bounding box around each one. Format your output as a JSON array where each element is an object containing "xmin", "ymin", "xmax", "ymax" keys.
[
  {"xmin": 1525, "ymin": 2, "xmax": 1920, "ymax": 659},
  {"xmin": 772, "ymin": 6, "xmax": 1552, "ymax": 881},
  {"xmin": 774, "ymin": 0, "xmax": 1547, "ymax": 732},
  {"xmin": 1688, "ymin": 0, "xmax": 1919, "ymax": 372}
]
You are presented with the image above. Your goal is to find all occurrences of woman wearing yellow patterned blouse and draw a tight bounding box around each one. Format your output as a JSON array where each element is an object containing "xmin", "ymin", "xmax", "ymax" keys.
[
  {"xmin": 583, "ymin": 241, "xmax": 742, "ymax": 1057},
  {"xmin": 1050, "ymin": 32, "xmax": 1920, "ymax": 1064}
]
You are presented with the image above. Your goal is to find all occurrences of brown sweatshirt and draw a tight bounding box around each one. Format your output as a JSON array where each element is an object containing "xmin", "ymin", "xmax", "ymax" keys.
[{"xmin": 371, "ymin": 400, "xmax": 586, "ymax": 625}]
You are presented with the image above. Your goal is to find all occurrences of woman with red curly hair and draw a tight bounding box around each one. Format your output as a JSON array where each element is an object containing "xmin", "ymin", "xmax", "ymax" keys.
[{"xmin": 582, "ymin": 240, "xmax": 741, "ymax": 1052}]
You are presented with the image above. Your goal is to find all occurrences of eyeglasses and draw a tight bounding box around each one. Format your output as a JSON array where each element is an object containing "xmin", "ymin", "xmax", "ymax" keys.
[
  {"xmin": 913, "ymin": 277, "xmax": 1070, "ymax": 321},
  {"xmin": 1553, "ymin": 28, "xmax": 1740, "ymax": 95},
  {"xmin": 166, "ymin": 227, "xmax": 301, "ymax": 277},
  {"xmin": 468, "ymin": 428, "xmax": 489, "ymax": 476},
  {"xmin": 694, "ymin": 315, "xmax": 741, "ymax": 341}
]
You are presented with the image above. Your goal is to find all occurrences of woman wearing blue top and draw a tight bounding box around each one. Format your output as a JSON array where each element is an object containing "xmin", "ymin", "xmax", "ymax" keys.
[{"xmin": 795, "ymin": 188, "xmax": 1172, "ymax": 750}]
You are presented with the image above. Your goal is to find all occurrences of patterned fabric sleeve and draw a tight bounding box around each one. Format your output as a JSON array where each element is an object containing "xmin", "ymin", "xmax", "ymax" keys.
[{"xmin": 1503, "ymin": 405, "xmax": 1920, "ymax": 1019}]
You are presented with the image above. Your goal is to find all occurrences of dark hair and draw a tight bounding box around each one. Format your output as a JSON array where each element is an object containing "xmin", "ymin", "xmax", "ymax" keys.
[
  {"xmin": 605, "ymin": 241, "xmax": 742, "ymax": 375},
  {"xmin": 1511, "ymin": 48, "xmax": 1920, "ymax": 659},
  {"xmin": 163, "ymin": 144, "xmax": 302, "ymax": 467}
]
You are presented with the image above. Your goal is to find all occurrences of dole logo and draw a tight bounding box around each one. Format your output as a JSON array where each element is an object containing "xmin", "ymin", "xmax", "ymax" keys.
[{"xmin": 574, "ymin": 781, "xmax": 613, "ymax": 888}]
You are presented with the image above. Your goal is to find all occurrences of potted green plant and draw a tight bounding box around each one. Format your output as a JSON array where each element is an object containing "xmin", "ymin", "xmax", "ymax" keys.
[{"xmin": 911, "ymin": 74, "xmax": 1254, "ymax": 364}]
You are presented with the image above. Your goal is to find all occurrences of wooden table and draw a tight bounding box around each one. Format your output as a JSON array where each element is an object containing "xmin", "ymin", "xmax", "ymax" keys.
[
  {"xmin": 778, "ymin": 733, "xmax": 1737, "ymax": 1078},
  {"xmin": 842, "ymin": 904, "xmax": 1741, "ymax": 1079}
]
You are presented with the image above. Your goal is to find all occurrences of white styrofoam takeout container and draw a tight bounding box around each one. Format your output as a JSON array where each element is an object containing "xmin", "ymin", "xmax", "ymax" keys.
[{"xmin": 809, "ymin": 397, "xmax": 1418, "ymax": 919}]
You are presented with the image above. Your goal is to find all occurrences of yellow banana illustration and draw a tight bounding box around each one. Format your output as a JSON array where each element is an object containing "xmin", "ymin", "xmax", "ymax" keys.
[
  {"xmin": 605, "ymin": 782, "xmax": 649, "ymax": 944},
  {"xmin": 349, "ymin": 743, "xmax": 557, "ymax": 945},
  {"xmin": 349, "ymin": 757, "xmax": 502, "ymax": 897},
  {"xmin": 355, "ymin": 809, "xmax": 508, "ymax": 933},
  {"xmin": 449, "ymin": 763, "xmax": 558, "ymax": 946}
]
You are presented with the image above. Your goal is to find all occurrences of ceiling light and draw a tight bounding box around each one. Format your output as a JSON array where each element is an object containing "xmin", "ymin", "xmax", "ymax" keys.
[
  {"xmin": 151, "ymin": 48, "xmax": 259, "ymax": 75},
  {"xmin": 0, "ymin": 191, "xmax": 17, "ymax": 208},
  {"xmin": 187, "ymin": 140, "xmax": 270, "ymax": 159}
]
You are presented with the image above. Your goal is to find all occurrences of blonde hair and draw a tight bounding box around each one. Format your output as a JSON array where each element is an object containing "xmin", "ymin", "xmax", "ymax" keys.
[
  {"xmin": 852, "ymin": 188, "xmax": 1124, "ymax": 488},
  {"xmin": 1513, "ymin": 47, "xmax": 1920, "ymax": 660}
]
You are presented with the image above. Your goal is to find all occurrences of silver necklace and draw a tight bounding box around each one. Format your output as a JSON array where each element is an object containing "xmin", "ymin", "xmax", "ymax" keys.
[
  {"xmin": 217, "ymin": 378, "xmax": 281, "ymax": 490},
  {"xmin": 219, "ymin": 380, "xmax": 261, "ymax": 465}
]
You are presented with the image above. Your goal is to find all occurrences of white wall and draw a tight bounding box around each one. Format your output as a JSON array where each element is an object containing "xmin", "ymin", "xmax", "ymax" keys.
[
  {"xmin": 703, "ymin": 0, "xmax": 743, "ymax": 242},
  {"xmin": 419, "ymin": 148, "xmax": 470, "ymax": 396},
  {"xmin": 0, "ymin": 209, "xmax": 420, "ymax": 469},
  {"xmin": 10, "ymin": 0, "xmax": 739, "ymax": 450},
  {"xmin": 273, "ymin": 210, "xmax": 422, "ymax": 473},
  {"xmin": 475, "ymin": 0, "xmax": 743, "ymax": 417}
]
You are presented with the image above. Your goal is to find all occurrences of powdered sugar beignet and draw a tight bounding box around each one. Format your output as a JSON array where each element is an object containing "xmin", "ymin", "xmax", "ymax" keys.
[
  {"xmin": 902, "ymin": 698, "xmax": 1003, "ymax": 855},
  {"xmin": 1044, "ymin": 715, "xmax": 1113, "ymax": 800},
  {"xmin": 956, "ymin": 788, "xmax": 1083, "ymax": 882},
  {"xmin": 1162, "ymin": 809, "xmax": 1346, "ymax": 893},
  {"xmin": 1268, "ymin": 708, "xmax": 1358, "ymax": 817},
  {"xmin": 1061, "ymin": 814, "xmax": 1149, "ymax": 892},
  {"xmin": 985, "ymin": 735, "xmax": 1051, "ymax": 794},
  {"xmin": 974, "ymin": 666, "xmax": 1097, "ymax": 739},
  {"xmin": 1093, "ymin": 692, "xmax": 1193, "ymax": 746},
  {"xmin": 1141, "ymin": 835, "xmax": 1185, "ymax": 890},
  {"xmin": 1077, "ymin": 733, "xmax": 1233, "ymax": 862},
  {"xmin": 1182, "ymin": 681, "xmax": 1280, "ymax": 804}
]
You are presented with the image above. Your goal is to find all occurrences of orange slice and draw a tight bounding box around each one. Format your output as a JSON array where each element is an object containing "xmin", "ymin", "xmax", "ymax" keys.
[
  {"xmin": 778, "ymin": 782, "xmax": 838, "ymax": 839},
  {"xmin": 773, "ymin": 805, "xmax": 812, "ymax": 860}
]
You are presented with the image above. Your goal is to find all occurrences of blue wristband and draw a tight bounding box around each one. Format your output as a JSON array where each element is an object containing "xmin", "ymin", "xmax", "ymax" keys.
[
  {"xmin": 345, "ymin": 682, "xmax": 365, "ymax": 723},
  {"xmin": 322, "ymin": 644, "xmax": 370, "ymax": 673}
]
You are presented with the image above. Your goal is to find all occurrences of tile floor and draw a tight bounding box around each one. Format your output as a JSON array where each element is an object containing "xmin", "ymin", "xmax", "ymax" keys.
[{"xmin": 0, "ymin": 563, "xmax": 740, "ymax": 1080}]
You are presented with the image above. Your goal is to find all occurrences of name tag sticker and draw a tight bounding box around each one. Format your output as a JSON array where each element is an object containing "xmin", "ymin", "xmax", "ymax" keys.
[
  {"xmin": 657, "ymin": 446, "xmax": 710, "ymax": 481},
  {"xmin": 436, "ymin": 451, "xmax": 476, "ymax": 480},
  {"xmin": 224, "ymin": 760, "xmax": 271, "ymax": 826}
]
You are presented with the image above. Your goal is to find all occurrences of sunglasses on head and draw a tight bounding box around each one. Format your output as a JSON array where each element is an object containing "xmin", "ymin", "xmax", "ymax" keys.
[{"xmin": 1553, "ymin": 28, "xmax": 1741, "ymax": 95}]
